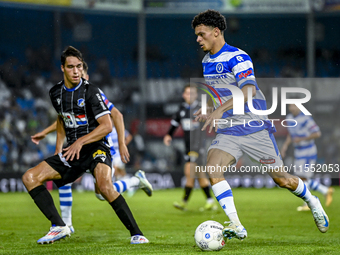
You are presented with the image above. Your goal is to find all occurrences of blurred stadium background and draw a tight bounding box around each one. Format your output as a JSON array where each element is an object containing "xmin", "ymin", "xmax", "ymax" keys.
[{"xmin": 0, "ymin": 0, "xmax": 340, "ymax": 192}]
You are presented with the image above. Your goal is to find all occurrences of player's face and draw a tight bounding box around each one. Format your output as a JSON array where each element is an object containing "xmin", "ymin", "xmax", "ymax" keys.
[
  {"xmin": 195, "ymin": 24, "xmax": 217, "ymax": 53},
  {"xmin": 288, "ymin": 104, "xmax": 300, "ymax": 116},
  {"xmin": 183, "ymin": 87, "xmax": 197, "ymax": 104},
  {"xmin": 61, "ymin": 56, "xmax": 83, "ymax": 87}
]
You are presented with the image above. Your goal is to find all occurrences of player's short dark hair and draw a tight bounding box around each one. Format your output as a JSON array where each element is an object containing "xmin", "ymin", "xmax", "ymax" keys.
[
  {"xmin": 61, "ymin": 46, "xmax": 83, "ymax": 66},
  {"xmin": 191, "ymin": 9, "xmax": 227, "ymax": 32}
]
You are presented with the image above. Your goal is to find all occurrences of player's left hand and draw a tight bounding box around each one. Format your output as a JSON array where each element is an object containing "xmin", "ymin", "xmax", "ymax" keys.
[
  {"xmin": 63, "ymin": 140, "xmax": 83, "ymax": 161},
  {"xmin": 293, "ymin": 137, "xmax": 303, "ymax": 143},
  {"xmin": 119, "ymin": 144, "xmax": 130, "ymax": 163},
  {"xmin": 31, "ymin": 132, "xmax": 46, "ymax": 145},
  {"xmin": 201, "ymin": 108, "xmax": 224, "ymax": 133}
]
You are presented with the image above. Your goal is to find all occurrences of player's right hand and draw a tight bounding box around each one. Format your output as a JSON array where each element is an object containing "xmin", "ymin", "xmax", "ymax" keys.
[
  {"xmin": 31, "ymin": 132, "xmax": 47, "ymax": 145},
  {"xmin": 163, "ymin": 134, "xmax": 172, "ymax": 146}
]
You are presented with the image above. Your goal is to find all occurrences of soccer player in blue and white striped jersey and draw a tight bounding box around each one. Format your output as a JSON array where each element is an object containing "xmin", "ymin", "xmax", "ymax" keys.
[
  {"xmin": 281, "ymin": 104, "xmax": 334, "ymax": 211},
  {"xmin": 191, "ymin": 9, "xmax": 329, "ymax": 240}
]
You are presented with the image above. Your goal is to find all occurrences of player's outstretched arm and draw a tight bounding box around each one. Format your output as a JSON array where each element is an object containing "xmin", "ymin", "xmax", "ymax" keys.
[
  {"xmin": 111, "ymin": 107, "xmax": 130, "ymax": 163},
  {"xmin": 125, "ymin": 131, "xmax": 133, "ymax": 146},
  {"xmin": 293, "ymin": 131, "xmax": 321, "ymax": 143},
  {"xmin": 201, "ymin": 85, "xmax": 256, "ymax": 133},
  {"xmin": 31, "ymin": 121, "xmax": 57, "ymax": 145},
  {"xmin": 163, "ymin": 134, "xmax": 172, "ymax": 146},
  {"xmin": 281, "ymin": 133, "xmax": 292, "ymax": 158},
  {"xmin": 63, "ymin": 114, "xmax": 112, "ymax": 161}
]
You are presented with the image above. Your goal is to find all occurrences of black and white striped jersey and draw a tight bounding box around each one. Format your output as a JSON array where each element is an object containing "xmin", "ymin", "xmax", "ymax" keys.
[{"xmin": 49, "ymin": 78, "xmax": 111, "ymax": 146}]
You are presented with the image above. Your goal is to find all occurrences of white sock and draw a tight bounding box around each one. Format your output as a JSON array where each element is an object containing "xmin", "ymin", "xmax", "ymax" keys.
[
  {"xmin": 307, "ymin": 179, "xmax": 329, "ymax": 195},
  {"xmin": 113, "ymin": 177, "xmax": 140, "ymax": 193},
  {"xmin": 59, "ymin": 183, "xmax": 73, "ymax": 226},
  {"xmin": 212, "ymin": 180, "xmax": 240, "ymax": 224},
  {"xmin": 291, "ymin": 178, "xmax": 317, "ymax": 208}
]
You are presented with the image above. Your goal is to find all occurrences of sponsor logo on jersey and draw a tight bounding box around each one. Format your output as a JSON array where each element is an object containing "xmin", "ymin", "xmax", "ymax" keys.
[
  {"xmin": 93, "ymin": 150, "xmax": 107, "ymax": 162},
  {"xmin": 259, "ymin": 157, "xmax": 275, "ymax": 164},
  {"xmin": 238, "ymin": 69, "xmax": 253, "ymax": 79},
  {"xmin": 77, "ymin": 98, "xmax": 85, "ymax": 107},
  {"xmin": 216, "ymin": 63, "xmax": 223, "ymax": 73}
]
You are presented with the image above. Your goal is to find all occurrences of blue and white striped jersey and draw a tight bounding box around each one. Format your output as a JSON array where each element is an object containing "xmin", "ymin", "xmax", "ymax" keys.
[
  {"xmin": 286, "ymin": 112, "xmax": 320, "ymax": 159},
  {"xmin": 98, "ymin": 88, "xmax": 117, "ymax": 157},
  {"xmin": 107, "ymin": 128, "xmax": 131, "ymax": 160},
  {"xmin": 202, "ymin": 43, "xmax": 275, "ymax": 136}
]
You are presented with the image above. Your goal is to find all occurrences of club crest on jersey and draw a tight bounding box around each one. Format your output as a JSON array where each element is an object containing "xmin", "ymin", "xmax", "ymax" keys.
[
  {"xmin": 216, "ymin": 63, "xmax": 223, "ymax": 73},
  {"xmin": 211, "ymin": 140, "xmax": 219, "ymax": 146},
  {"xmin": 93, "ymin": 150, "xmax": 107, "ymax": 162},
  {"xmin": 57, "ymin": 98, "xmax": 61, "ymax": 105},
  {"xmin": 77, "ymin": 98, "xmax": 85, "ymax": 107}
]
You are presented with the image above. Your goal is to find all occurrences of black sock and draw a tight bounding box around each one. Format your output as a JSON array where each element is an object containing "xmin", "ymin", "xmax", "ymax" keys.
[
  {"xmin": 28, "ymin": 185, "xmax": 65, "ymax": 226},
  {"xmin": 202, "ymin": 186, "xmax": 212, "ymax": 199},
  {"xmin": 110, "ymin": 195, "xmax": 143, "ymax": 236},
  {"xmin": 183, "ymin": 186, "xmax": 193, "ymax": 202}
]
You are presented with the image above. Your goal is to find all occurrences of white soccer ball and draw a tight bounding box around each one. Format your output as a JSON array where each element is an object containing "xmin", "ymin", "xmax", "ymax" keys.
[{"xmin": 194, "ymin": 220, "xmax": 226, "ymax": 251}]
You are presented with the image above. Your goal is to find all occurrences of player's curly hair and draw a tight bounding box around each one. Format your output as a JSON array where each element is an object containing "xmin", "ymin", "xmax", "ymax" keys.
[
  {"xmin": 61, "ymin": 46, "xmax": 83, "ymax": 66},
  {"xmin": 191, "ymin": 9, "xmax": 227, "ymax": 32}
]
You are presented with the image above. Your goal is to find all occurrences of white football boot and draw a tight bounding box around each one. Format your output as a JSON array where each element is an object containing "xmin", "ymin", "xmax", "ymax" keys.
[
  {"xmin": 223, "ymin": 221, "xmax": 247, "ymax": 240},
  {"xmin": 130, "ymin": 235, "xmax": 149, "ymax": 244},
  {"xmin": 135, "ymin": 170, "xmax": 153, "ymax": 197},
  {"xmin": 37, "ymin": 225, "xmax": 71, "ymax": 244},
  {"xmin": 311, "ymin": 196, "xmax": 329, "ymax": 233}
]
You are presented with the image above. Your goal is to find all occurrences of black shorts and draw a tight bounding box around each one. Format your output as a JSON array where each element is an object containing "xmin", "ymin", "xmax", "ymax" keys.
[{"xmin": 45, "ymin": 141, "xmax": 112, "ymax": 188}]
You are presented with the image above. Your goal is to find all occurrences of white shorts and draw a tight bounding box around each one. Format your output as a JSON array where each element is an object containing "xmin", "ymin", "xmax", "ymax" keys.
[
  {"xmin": 208, "ymin": 129, "xmax": 283, "ymax": 168},
  {"xmin": 112, "ymin": 156, "xmax": 125, "ymax": 170}
]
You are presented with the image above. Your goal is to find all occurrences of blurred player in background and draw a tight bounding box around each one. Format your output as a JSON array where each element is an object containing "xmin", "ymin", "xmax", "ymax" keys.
[
  {"xmin": 107, "ymin": 127, "xmax": 133, "ymax": 180},
  {"xmin": 281, "ymin": 104, "xmax": 334, "ymax": 211},
  {"xmin": 192, "ymin": 9, "xmax": 329, "ymax": 240},
  {"xmin": 31, "ymin": 61, "xmax": 152, "ymax": 233},
  {"xmin": 163, "ymin": 84, "xmax": 216, "ymax": 211},
  {"xmin": 24, "ymin": 46, "xmax": 149, "ymax": 244}
]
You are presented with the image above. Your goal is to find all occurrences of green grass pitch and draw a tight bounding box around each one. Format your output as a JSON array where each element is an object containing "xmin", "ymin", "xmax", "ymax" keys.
[{"xmin": 0, "ymin": 187, "xmax": 339, "ymax": 254}]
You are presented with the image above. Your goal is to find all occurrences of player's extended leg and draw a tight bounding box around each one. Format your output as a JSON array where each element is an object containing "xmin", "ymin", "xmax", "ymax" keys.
[
  {"xmin": 95, "ymin": 170, "xmax": 153, "ymax": 201},
  {"xmin": 94, "ymin": 163, "xmax": 149, "ymax": 244},
  {"xmin": 59, "ymin": 184, "xmax": 74, "ymax": 233},
  {"xmin": 308, "ymin": 179, "xmax": 334, "ymax": 207},
  {"xmin": 268, "ymin": 168, "xmax": 329, "ymax": 233},
  {"xmin": 205, "ymin": 149, "xmax": 247, "ymax": 240},
  {"xmin": 22, "ymin": 162, "xmax": 71, "ymax": 244},
  {"xmin": 173, "ymin": 162, "xmax": 195, "ymax": 210}
]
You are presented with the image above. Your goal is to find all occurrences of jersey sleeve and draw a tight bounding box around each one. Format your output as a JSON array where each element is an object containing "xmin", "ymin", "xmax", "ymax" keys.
[
  {"xmin": 98, "ymin": 88, "xmax": 115, "ymax": 111},
  {"xmin": 306, "ymin": 117, "xmax": 320, "ymax": 133},
  {"xmin": 49, "ymin": 84, "xmax": 61, "ymax": 114},
  {"xmin": 87, "ymin": 86, "xmax": 111, "ymax": 120},
  {"xmin": 229, "ymin": 51, "xmax": 257, "ymax": 89},
  {"xmin": 124, "ymin": 129, "xmax": 131, "ymax": 138},
  {"xmin": 167, "ymin": 107, "xmax": 182, "ymax": 137}
]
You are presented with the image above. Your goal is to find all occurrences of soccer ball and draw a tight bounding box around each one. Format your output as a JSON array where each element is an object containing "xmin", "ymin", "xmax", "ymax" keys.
[{"xmin": 194, "ymin": 220, "xmax": 225, "ymax": 251}]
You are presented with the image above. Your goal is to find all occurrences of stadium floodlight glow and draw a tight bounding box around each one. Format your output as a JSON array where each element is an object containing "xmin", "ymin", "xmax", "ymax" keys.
[{"xmin": 201, "ymin": 86, "xmax": 311, "ymax": 116}]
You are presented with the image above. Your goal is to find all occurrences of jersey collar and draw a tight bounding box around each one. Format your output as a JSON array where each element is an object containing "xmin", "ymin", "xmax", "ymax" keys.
[
  {"xmin": 63, "ymin": 79, "xmax": 83, "ymax": 92},
  {"xmin": 210, "ymin": 43, "xmax": 228, "ymax": 59}
]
